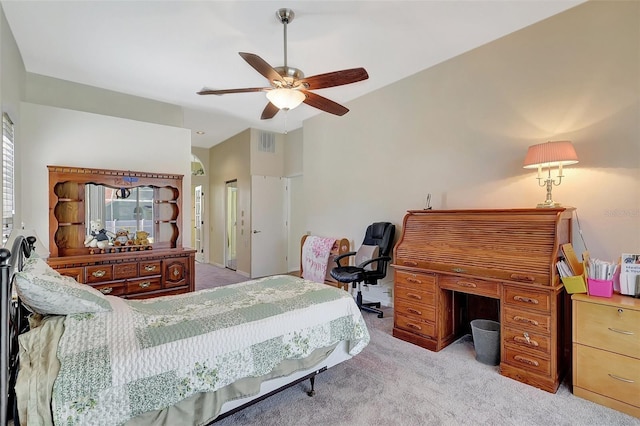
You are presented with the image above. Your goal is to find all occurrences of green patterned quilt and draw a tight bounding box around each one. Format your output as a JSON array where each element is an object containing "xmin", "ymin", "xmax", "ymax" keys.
[{"xmin": 51, "ymin": 275, "xmax": 369, "ymax": 425}]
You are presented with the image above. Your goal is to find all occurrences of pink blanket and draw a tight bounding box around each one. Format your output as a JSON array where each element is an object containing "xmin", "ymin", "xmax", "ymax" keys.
[{"xmin": 302, "ymin": 236, "xmax": 336, "ymax": 283}]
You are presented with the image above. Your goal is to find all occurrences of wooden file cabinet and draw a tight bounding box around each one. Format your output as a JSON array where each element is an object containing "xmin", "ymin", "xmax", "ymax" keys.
[
  {"xmin": 572, "ymin": 293, "xmax": 640, "ymax": 418},
  {"xmin": 393, "ymin": 208, "xmax": 573, "ymax": 393}
]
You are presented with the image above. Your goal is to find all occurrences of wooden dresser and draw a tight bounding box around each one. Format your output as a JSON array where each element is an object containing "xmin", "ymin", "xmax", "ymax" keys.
[
  {"xmin": 47, "ymin": 165, "xmax": 195, "ymax": 299},
  {"xmin": 572, "ymin": 293, "xmax": 640, "ymax": 418},
  {"xmin": 393, "ymin": 208, "xmax": 573, "ymax": 393}
]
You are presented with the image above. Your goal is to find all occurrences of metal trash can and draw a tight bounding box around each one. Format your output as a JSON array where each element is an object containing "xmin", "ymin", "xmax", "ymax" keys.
[{"xmin": 470, "ymin": 319, "xmax": 500, "ymax": 366}]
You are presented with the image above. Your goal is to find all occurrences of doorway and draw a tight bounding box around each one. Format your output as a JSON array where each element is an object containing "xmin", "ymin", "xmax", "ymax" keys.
[
  {"xmin": 225, "ymin": 180, "xmax": 238, "ymax": 270},
  {"xmin": 194, "ymin": 185, "xmax": 204, "ymax": 263}
]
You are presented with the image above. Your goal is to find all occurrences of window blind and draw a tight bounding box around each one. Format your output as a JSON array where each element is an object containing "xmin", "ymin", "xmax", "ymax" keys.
[{"xmin": 2, "ymin": 113, "xmax": 15, "ymax": 244}]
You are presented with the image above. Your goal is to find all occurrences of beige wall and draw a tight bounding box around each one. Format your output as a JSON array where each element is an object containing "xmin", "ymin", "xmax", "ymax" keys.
[
  {"xmin": 25, "ymin": 73, "xmax": 184, "ymax": 128},
  {"xmin": 209, "ymin": 129, "xmax": 251, "ymax": 275},
  {"xmin": 191, "ymin": 146, "xmax": 209, "ymax": 261},
  {"xmin": 300, "ymin": 1, "xmax": 639, "ymax": 305},
  {"xmin": 284, "ymin": 128, "xmax": 303, "ymax": 178}
]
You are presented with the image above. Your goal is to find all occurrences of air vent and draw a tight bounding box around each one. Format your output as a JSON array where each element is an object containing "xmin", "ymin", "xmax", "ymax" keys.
[{"xmin": 258, "ymin": 132, "xmax": 276, "ymax": 153}]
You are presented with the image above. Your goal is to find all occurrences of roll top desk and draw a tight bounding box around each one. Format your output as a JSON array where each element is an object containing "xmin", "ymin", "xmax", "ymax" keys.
[{"xmin": 392, "ymin": 208, "xmax": 573, "ymax": 393}]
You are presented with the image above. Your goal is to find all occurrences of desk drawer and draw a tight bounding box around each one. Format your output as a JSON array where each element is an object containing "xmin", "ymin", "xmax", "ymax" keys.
[
  {"xmin": 86, "ymin": 265, "xmax": 114, "ymax": 283},
  {"xmin": 395, "ymin": 286, "xmax": 436, "ymax": 306},
  {"xmin": 395, "ymin": 270, "xmax": 436, "ymax": 291},
  {"xmin": 504, "ymin": 345, "xmax": 551, "ymax": 376},
  {"xmin": 395, "ymin": 314, "xmax": 436, "ymax": 338},
  {"xmin": 439, "ymin": 275, "xmax": 500, "ymax": 298},
  {"xmin": 503, "ymin": 306, "xmax": 552, "ymax": 334},
  {"xmin": 503, "ymin": 285, "xmax": 551, "ymax": 314},
  {"xmin": 504, "ymin": 326, "xmax": 550, "ymax": 356},
  {"xmin": 395, "ymin": 300, "xmax": 436, "ymax": 322},
  {"xmin": 574, "ymin": 344, "xmax": 640, "ymax": 408}
]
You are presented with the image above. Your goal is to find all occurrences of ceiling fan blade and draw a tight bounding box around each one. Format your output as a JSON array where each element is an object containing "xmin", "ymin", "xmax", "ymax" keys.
[
  {"xmin": 302, "ymin": 91, "xmax": 349, "ymax": 116},
  {"xmin": 261, "ymin": 102, "xmax": 280, "ymax": 120},
  {"xmin": 299, "ymin": 68, "xmax": 369, "ymax": 90},
  {"xmin": 197, "ymin": 87, "xmax": 269, "ymax": 96},
  {"xmin": 239, "ymin": 52, "xmax": 284, "ymax": 84}
]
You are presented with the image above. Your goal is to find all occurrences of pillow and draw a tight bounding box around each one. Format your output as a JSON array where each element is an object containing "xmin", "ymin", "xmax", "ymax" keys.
[
  {"xmin": 15, "ymin": 257, "xmax": 111, "ymax": 315},
  {"xmin": 355, "ymin": 244, "xmax": 380, "ymax": 271}
]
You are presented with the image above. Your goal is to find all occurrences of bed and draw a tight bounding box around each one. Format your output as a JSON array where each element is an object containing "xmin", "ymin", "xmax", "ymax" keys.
[{"xmin": 1, "ymin": 236, "xmax": 370, "ymax": 425}]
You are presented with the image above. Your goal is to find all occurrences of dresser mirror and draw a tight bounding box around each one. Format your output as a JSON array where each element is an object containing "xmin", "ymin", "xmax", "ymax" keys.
[{"xmin": 48, "ymin": 165, "xmax": 183, "ymax": 258}]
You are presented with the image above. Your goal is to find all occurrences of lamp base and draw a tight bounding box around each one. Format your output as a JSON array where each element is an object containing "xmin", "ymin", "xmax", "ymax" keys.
[{"xmin": 536, "ymin": 201, "xmax": 561, "ymax": 208}]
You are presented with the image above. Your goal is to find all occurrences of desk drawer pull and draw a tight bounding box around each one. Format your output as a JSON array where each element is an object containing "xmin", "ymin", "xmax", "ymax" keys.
[
  {"xmin": 457, "ymin": 281, "xmax": 477, "ymax": 288},
  {"xmin": 513, "ymin": 295, "xmax": 539, "ymax": 305},
  {"xmin": 452, "ymin": 268, "xmax": 465, "ymax": 273},
  {"xmin": 407, "ymin": 308, "xmax": 422, "ymax": 316},
  {"xmin": 608, "ymin": 374, "xmax": 634, "ymax": 383},
  {"xmin": 99, "ymin": 287, "xmax": 113, "ymax": 294},
  {"xmin": 138, "ymin": 281, "xmax": 152, "ymax": 288},
  {"xmin": 608, "ymin": 327, "xmax": 634, "ymax": 335},
  {"xmin": 510, "ymin": 274, "xmax": 535, "ymax": 282},
  {"xmin": 144, "ymin": 265, "xmax": 157, "ymax": 272},
  {"xmin": 407, "ymin": 323, "xmax": 422, "ymax": 331},
  {"xmin": 514, "ymin": 334, "xmax": 539, "ymax": 347},
  {"xmin": 402, "ymin": 260, "xmax": 418, "ymax": 267},
  {"xmin": 406, "ymin": 293, "xmax": 422, "ymax": 300},
  {"xmin": 513, "ymin": 316, "xmax": 539, "ymax": 326},
  {"xmin": 406, "ymin": 277, "xmax": 422, "ymax": 284},
  {"xmin": 92, "ymin": 270, "xmax": 107, "ymax": 278},
  {"xmin": 514, "ymin": 355, "xmax": 539, "ymax": 367}
]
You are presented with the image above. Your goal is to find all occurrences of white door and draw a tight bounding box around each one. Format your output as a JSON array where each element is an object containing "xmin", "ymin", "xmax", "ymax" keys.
[
  {"xmin": 194, "ymin": 185, "xmax": 204, "ymax": 263},
  {"xmin": 251, "ymin": 175, "xmax": 288, "ymax": 278}
]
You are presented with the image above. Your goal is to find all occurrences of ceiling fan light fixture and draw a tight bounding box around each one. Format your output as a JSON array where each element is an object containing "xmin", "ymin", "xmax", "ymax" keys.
[{"xmin": 266, "ymin": 88, "xmax": 305, "ymax": 110}]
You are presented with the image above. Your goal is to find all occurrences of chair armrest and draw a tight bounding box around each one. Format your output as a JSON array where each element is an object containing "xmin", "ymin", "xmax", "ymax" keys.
[
  {"xmin": 357, "ymin": 255, "xmax": 391, "ymax": 269},
  {"xmin": 334, "ymin": 251, "xmax": 357, "ymax": 267}
]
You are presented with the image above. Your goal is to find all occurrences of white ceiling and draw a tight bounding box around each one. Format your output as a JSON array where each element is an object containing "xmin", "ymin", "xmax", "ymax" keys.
[{"xmin": 2, "ymin": 1, "xmax": 584, "ymax": 148}]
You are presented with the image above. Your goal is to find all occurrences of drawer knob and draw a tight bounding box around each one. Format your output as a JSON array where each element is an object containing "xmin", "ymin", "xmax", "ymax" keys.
[
  {"xmin": 92, "ymin": 270, "xmax": 107, "ymax": 278},
  {"xmin": 406, "ymin": 293, "xmax": 422, "ymax": 300},
  {"xmin": 452, "ymin": 268, "xmax": 465, "ymax": 273},
  {"xmin": 608, "ymin": 327, "xmax": 634, "ymax": 336},
  {"xmin": 403, "ymin": 260, "xmax": 418, "ymax": 267},
  {"xmin": 513, "ymin": 316, "xmax": 539, "ymax": 326},
  {"xmin": 139, "ymin": 281, "xmax": 151, "ymax": 288},
  {"xmin": 514, "ymin": 355, "xmax": 539, "ymax": 367},
  {"xmin": 457, "ymin": 281, "xmax": 477, "ymax": 288},
  {"xmin": 100, "ymin": 287, "xmax": 113, "ymax": 294},
  {"xmin": 406, "ymin": 277, "xmax": 422, "ymax": 284},
  {"xmin": 407, "ymin": 308, "xmax": 422, "ymax": 316},
  {"xmin": 407, "ymin": 323, "xmax": 422, "ymax": 331},
  {"xmin": 514, "ymin": 333, "xmax": 539, "ymax": 347},
  {"xmin": 608, "ymin": 374, "xmax": 635, "ymax": 384},
  {"xmin": 510, "ymin": 274, "xmax": 535, "ymax": 282},
  {"xmin": 144, "ymin": 265, "xmax": 157, "ymax": 272},
  {"xmin": 513, "ymin": 295, "xmax": 539, "ymax": 305}
]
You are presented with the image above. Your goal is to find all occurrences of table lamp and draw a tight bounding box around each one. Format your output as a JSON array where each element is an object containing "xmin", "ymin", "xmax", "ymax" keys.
[{"xmin": 523, "ymin": 140, "xmax": 578, "ymax": 208}]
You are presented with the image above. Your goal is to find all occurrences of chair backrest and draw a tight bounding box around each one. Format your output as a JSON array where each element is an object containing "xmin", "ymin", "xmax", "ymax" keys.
[{"xmin": 361, "ymin": 222, "xmax": 395, "ymax": 282}]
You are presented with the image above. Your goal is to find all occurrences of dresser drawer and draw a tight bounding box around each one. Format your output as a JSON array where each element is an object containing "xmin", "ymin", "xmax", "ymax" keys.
[
  {"xmin": 86, "ymin": 265, "xmax": 114, "ymax": 283},
  {"xmin": 395, "ymin": 314, "xmax": 436, "ymax": 338},
  {"xmin": 395, "ymin": 300, "xmax": 436, "ymax": 322},
  {"xmin": 395, "ymin": 286, "xmax": 436, "ymax": 306},
  {"xmin": 439, "ymin": 275, "xmax": 500, "ymax": 299},
  {"xmin": 503, "ymin": 306, "xmax": 552, "ymax": 334},
  {"xmin": 574, "ymin": 301, "xmax": 640, "ymax": 359},
  {"xmin": 574, "ymin": 344, "xmax": 640, "ymax": 408},
  {"xmin": 504, "ymin": 346, "xmax": 551, "ymax": 376},
  {"xmin": 503, "ymin": 326, "xmax": 550, "ymax": 356},
  {"xmin": 92, "ymin": 281, "xmax": 126, "ymax": 297},
  {"xmin": 57, "ymin": 267, "xmax": 85, "ymax": 283},
  {"xmin": 503, "ymin": 286, "xmax": 551, "ymax": 314},
  {"xmin": 139, "ymin": 260, "xmax": 161, "ymax": 277},
  {"xmin": 395, "ymin": 270, "xmax": 436, "ymax": 291},
  {"xmin": 127, "ymin": 276, "xmax": 162, "ymax": 295},
  {"xmin": 114, "ymin": 262, "xmax": 138, "ymax": 280}
]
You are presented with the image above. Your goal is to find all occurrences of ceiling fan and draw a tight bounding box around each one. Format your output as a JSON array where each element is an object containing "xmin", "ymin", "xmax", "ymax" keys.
[{"xmin": 197, "ymin": 8, "xmax": 369, "ymax": 120}]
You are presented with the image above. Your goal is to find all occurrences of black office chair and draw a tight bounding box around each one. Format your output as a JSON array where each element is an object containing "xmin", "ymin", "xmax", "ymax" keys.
[{"xmin": 330, "ymin": 222, "xmax": 395, "ymax": 318}]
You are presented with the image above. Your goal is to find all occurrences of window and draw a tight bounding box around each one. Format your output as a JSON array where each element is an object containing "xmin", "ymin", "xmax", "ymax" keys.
[{"xmin": 2, "ymin": 113, "xmax": 15, "ymax": 245}]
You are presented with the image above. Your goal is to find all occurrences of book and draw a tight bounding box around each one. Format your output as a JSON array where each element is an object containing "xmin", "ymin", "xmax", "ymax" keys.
[
  {"xmin": 561, "ymin": 243, "xmax": 583, "ymax": 276},
  {"xmin": 620, "ymin": 253, "xmax": 640, "ymax": 297}
]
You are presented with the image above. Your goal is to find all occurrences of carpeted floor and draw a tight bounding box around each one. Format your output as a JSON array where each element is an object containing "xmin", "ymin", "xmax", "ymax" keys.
[
  {"xmin": 195, "ymin": 262, "xmax": 249, "ymax": 290},
  {"xmin": 196, "ymin": 264, "xmax": 639, "ymax": 425}
]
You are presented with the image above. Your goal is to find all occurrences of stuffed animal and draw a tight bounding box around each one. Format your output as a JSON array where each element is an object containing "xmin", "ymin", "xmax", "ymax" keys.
[
  {"xmin": 134, "ymin": 230, "xmax": 150, "ymax": 246},
  {"xmin": 113, "ymin": 229, "xmax": 131, "ymax": 246},
  {"xmin": 84, "ymin": 219, "xmax": 110, "ymax": 249}
]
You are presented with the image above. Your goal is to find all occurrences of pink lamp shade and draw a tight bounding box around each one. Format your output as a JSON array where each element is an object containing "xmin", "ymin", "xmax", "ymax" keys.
[{"xmin": 523, "ymin": 141, "xmax": 579, "ymax": 169}]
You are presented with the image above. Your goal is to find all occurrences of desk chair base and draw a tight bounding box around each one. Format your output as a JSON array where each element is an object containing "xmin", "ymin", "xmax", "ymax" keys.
[{"xmin": 356, "ymin": 289, "xmax": 383, "ymax": 318}]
